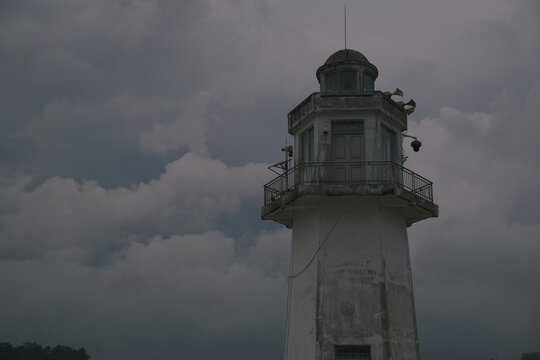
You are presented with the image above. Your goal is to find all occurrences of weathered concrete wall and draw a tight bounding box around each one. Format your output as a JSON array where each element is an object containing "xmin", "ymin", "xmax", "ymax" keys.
[
  {"xmin": 292, "ymin": 109, "xmax": 403, "ymax": 166},
  {"xmin": 284, "ymin": 197, "xmax": 419, "ymax": 360},
  {"xmin": 285, "ymin": 207, "xmax": 319, "ymax": 360},
  {"xmin": 288, "ymin": 93, "xmax": 407, "ymax": 135}
]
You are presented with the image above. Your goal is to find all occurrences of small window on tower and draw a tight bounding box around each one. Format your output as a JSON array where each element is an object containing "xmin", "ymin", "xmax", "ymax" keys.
[
  {"xmin": 381, "ymin": 125, "xmax": 398, "ymax": 162},
  {"xmin": 325, "ymin": 70, "xmax": 358, "ymax": 92},
  {"xmin": 364, "ymin": 72, "xmax": 374, "ymax": 91},
  {"xmin": 335, "ymin": 345, "xmax": 371, "ymax": 360},
  {"xmin": 300, "ymin": 127, "xmax": 314, "ymax": 163},
  {"xmin": 326, "ymin": 72, "xmax": 339, "ymax": 92},
  {"xmin": 340, "ymin": 70, "xmax": 358, "ymax": 91}
]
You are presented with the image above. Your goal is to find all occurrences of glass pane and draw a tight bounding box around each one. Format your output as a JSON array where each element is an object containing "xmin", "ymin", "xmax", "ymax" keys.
[
  {"xmin": 300, "ymin": 127, "xmax": 315, "ymax": 163},
  {"xmin": 326, "ymin": 72, "xmax": 339, "ymax": 92},
  {"xmin": 382, "ymin": 127, "xmax": 388, "ymax": 160},
  {"xmin": 340, "ymin": 70, "xmax": 358, "ymax": 91},
  {"xmin": 364, "ymin": 73, "xmax": 374, "ymax": 91},
  {"xmin": 349, "ymin": 135, "xmax": 363, "ymax": 161},
  {"xmin": 308, "ymin": 127, "xmax": 314, "ymax": 162},
  {"xmin": 381, "ymin": 126, "xmax": 397, "ymax": 161},
  {"xmin": 332, "ymin": 135, "xmax": 347, "ymax": 161},
  {"xmin": 301, "ymin": 132, "xmax": 309, "ymax": 163},
  {"xmin": 332, "ymin": 121, "xmax": 363, "ymax": 134}
]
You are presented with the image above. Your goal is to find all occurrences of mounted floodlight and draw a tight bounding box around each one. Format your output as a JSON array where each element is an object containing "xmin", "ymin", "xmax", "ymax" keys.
[{"xmin": 405, "ymin": 99, "xmax": 416, "ymax": 107}]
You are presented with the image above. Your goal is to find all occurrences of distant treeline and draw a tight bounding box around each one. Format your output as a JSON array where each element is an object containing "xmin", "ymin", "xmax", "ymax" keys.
[
  {"xmin": 0, "ymin": 342, "xmax": 537, "ymax": 360},
  {"xmin": 522, "ymin": 353, "xmax": 540, "ymax": 360},
  {"xmin": 0, "ymin": 342, "xmax": 89, "ymax": 360}
]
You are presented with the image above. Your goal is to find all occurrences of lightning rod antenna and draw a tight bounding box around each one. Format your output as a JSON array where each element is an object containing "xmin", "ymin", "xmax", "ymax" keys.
[{"xmin": 344, "ymin": 3, "xmax": 347, "ymax": 49}]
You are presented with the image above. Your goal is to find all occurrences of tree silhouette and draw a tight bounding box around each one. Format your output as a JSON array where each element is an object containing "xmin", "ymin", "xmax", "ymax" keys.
[
  {"xmin": 522, "ymin": 353, "xmax": 540, "ymax": 360},
  {"xmin": 0, "ymin": 342, "xmax": 90, "ymax": 360}
]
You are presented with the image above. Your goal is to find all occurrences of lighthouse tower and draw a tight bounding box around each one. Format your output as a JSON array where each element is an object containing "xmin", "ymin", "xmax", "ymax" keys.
[{"xmin": 262, "ymin": 49, "xmax": 438, "ymax": 360}]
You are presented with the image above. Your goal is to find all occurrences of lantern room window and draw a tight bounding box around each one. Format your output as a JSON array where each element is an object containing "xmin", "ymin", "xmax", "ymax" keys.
[
  {"xmin": 364, "ymin": 72, "xmax": 374, "ymax": 91},
  {"xmin": 325, "ymin": 70, "xmax": 359, "ymax": 92}
]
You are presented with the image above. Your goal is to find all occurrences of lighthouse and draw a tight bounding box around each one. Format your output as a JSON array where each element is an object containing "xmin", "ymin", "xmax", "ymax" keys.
[{"xmin": 262, "ymin": 49, "xmax": 438, "ymax": 360}]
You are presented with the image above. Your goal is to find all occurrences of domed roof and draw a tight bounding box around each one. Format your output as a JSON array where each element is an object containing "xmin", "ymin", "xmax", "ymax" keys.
[
  {"xmin": 324, "ymin": 49, "xmax": 370, "ymax": 66},
  {"xmin": 316, "ymin": 48, "xmax": 378, "ymax": 81}
]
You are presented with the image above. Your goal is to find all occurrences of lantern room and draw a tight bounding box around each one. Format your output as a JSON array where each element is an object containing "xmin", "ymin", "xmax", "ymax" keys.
[
  {"xmin": 289, "ymin": 49, "xmax": 405, "ymax": 168},
  {"xmin": 263, "ymin": 48, "xmax": 437, "ymax": 228},
  {"xmin": 316, "ymin": 49, "xmax": 379, "ymax": 92}
]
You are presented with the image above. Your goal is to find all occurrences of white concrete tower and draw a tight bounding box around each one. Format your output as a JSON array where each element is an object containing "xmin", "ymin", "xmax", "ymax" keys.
[{"xmin": 262, "ymin": 49, "xmax": 438, "ymax": 360}]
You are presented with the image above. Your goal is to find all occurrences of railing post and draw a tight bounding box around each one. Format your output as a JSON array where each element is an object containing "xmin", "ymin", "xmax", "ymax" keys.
[{"xmin": 284, "ymin": 169, "xmax": 288, "ymax": 193}]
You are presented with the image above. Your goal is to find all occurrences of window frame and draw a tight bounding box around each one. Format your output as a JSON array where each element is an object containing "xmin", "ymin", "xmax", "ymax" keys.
[
  {"xmin": 299, "ymin": 126, "xmax": 315, "ymax": 163},
  {"xmin": 325, "ymin": 69, "xmax": 359, "ymax": 92},
  {"xmin": 363, "ymin": 71, "xmax": 375, "ymax": 91},
  {"xmin": 381, "ymin": 125, "xmax": 398, "ymax": 162},
  {"xmin": 331, "ymin": 120, "xmax": 364, "ymax": 135}
]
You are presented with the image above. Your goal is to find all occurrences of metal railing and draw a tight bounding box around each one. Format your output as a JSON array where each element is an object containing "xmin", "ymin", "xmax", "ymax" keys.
[{"xmin": 263, "ymin": 161, "xmax": 433, "ymax": 205}]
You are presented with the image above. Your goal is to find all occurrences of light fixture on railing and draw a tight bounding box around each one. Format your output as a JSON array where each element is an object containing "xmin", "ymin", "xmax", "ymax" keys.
[
  {"xmin": 268, "ymin": 144, "xmax": 293, "ymax": 175},
  {"xmin": 281, "ymin": 145, "xmax": 293, "ymax": 158}
]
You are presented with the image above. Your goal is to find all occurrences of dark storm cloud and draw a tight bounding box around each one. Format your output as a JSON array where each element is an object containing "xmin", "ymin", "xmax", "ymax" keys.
[
  {"xmin": 382, "ymin": 4, "xmax": 540, "ymax": 119},
  {"xmin": 0, "ymin": 229, "xmax": 291, "ymax": 359},
  {"xmin": 407, "ymin": 80, "xmax": 540, "ymax": 358},
  {"xmin": 0, "ymin": 0, "xmax": 274, "ymax": 186},
  {"xmin": 1, "ymin": 0, "xmax": 539, "ymax": 359}
]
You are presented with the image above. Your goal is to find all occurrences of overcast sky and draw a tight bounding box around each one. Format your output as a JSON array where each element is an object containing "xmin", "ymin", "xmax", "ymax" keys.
[{"xmin": 1, "ymin": 0, "xmax": 539, "ymax": 359}]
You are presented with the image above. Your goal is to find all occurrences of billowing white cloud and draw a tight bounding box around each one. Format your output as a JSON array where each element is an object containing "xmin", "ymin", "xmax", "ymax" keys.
[
  {"xmin": 406, "ymin": 77, "xmax": 540, "ymax": 358},
  {"xmin": 0, "ymin": 152, "xmax": 270, "ymax": 260},
  {"xmin": 140, "ymin": 92, "xmax": 211, "ymax": 155}
]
